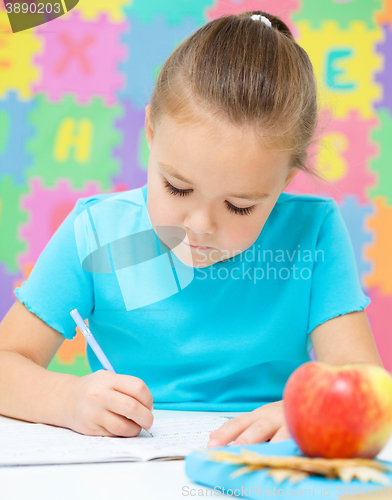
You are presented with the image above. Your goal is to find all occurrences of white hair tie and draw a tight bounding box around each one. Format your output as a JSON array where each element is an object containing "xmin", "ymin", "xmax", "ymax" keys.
[{"xmin": 250, "ymin": 14, "xmax": 272, "ymax": 28}]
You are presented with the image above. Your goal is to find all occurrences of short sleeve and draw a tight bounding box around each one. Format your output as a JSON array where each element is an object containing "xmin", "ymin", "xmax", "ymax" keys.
[
  {"xmin": 306, "ymin": 199, "xmax": 371, "ymax": 335},
  {"xmin": 14, "ymin": 200, "xmax": 94, "ymax": 340}
]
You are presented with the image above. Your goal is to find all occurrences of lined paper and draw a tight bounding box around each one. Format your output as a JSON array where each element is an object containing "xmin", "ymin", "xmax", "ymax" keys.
[{"xmin": 0, "ymin": 416, "xmax": 233, "ymax": 466}]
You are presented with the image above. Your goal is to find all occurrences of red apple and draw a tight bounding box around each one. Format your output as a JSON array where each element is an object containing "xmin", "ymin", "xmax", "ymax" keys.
[{"xmin": 283, "ymin": 361, "xmax": 392, "ymax": 459}]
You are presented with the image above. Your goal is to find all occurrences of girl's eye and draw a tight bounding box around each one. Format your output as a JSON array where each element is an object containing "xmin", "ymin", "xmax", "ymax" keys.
[
  {"xmin": 163, "ymin": 179, "xmax": 256, "ymax": 216},
  {"xmin": 164, "ymin": 179, "xmax": 191, "ymax": 197},
  {"xmin": 225, "ymin": 202, "xmax": 256, "ymax": 216}
]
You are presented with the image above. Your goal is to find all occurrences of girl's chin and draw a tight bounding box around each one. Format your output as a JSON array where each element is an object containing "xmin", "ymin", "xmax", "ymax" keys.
[{"xmin": 170, "ymin": 246, "xmax": 214, "ymax": 268}]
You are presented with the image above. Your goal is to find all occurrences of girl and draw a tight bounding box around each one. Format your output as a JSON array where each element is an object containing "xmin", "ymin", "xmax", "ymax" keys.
[{"xmin": 0, "ymin": 11, "xmax": 383, "ymax": 448}]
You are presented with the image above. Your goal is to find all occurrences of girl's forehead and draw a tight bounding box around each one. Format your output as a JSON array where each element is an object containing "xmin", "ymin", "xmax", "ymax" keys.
[
  {"xmin": 155, "ymin": 112, "xmax": 291, "ymax": 156},
  {"xmin": 157, "ymin": 120, "xmax": 268, "ymax": 157}
]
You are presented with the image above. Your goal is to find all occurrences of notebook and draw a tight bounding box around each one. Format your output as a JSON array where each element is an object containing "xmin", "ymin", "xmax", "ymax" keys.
[
  {"xmin": 0, "ymin": 416, "xmax": 232, "ymax": 466},
  {"xmin": 185, "ymin": 438, "xmax": 392, "ymax": 500}
]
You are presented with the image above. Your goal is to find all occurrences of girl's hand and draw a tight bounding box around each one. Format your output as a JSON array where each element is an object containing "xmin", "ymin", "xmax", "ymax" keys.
[
  {"xmin": 65, "ymin": 370, "xmax": 154, "ymax": 437},
  {"xmin": 207, "ymin": 401, "xmax": 292, "ymax": 447}
]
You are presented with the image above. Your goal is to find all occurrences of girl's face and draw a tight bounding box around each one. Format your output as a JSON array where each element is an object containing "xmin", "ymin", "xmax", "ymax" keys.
[{"xmin": 144, "ymin": 105, "xmax": 299, "ymax": 268}]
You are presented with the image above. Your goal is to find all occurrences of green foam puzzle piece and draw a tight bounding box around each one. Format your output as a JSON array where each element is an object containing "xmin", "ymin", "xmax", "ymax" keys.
[
  {"xmin": 368, "ymin": 108, "xmax": 392, "ymax": 204},
  {"xmin": 26, "ymin": 94, "xmax": 122, "ymax": 190},
  {"xmin": 48, "ymin": 353, "xmax": 91, "ymax": 377},
  {"xmin": 127, "ymin": 0, "xmax": 214, "ymax": 26},
  {"xmin": 293, "ymin": 0, "xmax": 382, "ymax": 30},
  {"xmin": 0, "ymin": 176, "xmax": 28, "ymax": 272}
]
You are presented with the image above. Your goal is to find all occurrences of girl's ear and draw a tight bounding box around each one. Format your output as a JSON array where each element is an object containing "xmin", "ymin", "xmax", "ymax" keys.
[{"xmin": 282, "ymin": 167, "xmax": 300, "ymax": 192}]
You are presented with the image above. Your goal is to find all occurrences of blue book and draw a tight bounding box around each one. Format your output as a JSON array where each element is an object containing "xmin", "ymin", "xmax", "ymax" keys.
[{"xmin": 185, "ymin": 438, "xmax": 392, "ymax": 499}]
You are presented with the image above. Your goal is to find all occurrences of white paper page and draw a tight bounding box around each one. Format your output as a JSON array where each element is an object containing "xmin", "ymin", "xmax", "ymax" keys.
[{"xmin": 0, "ymin": 416, "xmax": 233, "ymax": 466}]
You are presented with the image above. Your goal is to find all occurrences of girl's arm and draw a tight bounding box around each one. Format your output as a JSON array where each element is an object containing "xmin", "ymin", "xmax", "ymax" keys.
[
  {"xmin": 0, "ymin": 300, "xmax": 154, "ymax": 437},
  {"xmin": 0, "ymin": 300, "xmax": 79, "ymax": 426},
  {"xmin": 310, "ymin": 309, "xmax": 383, "ymax": 367}
]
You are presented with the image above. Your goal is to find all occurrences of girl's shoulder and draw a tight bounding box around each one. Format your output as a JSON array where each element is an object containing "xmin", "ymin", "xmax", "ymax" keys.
[
  {"xmin": 73, "ymin": 184, "xmax": 147, "ymax": 215},
  {"xmin": 276, "ymin": 192, "xmax": 335, "ymax": 206},
  {"xmin": 73, "ymin": 186, "xmax": 150, "ymax": 248},
  {"xmin": 275, "ymin": 192, "xmax": 338, "ymax": 222},
  {"xmin": 74, "ymin": 191, "xmax": 120, "ymax": 211},
  {"xmin": 269, "ymin": 192, "xmax": 342, "ymax": 240}
]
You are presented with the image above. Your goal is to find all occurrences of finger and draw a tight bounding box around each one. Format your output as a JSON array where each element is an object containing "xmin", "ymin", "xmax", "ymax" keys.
[
  {"xmin": 230, "ymin": 417, "xmax": 277, "ymax": 446},
  {"xmin": 96, "ymin": 424, "xmax": 118, "ymax": 437},
  {"xmin": 207, "ymin": 413, "xmax": 259, "ymax": 447},
  {"xmin": 269, "ymin": 426, "xmax": 292, "ymax": 443},
  {"xmin": 111, "ymin": 375, "xmax": 154, "ymax": 411},
  {"xmin": 72, "ymin": 424, "xmax": 118, "ymax": 438},
  {"xmin": 107, "ymin": 390, "xmax": 154, "ymax": 432},
  {"xmin": 103, "ymin": 411, "xmax": 143, "ymax": 438}
]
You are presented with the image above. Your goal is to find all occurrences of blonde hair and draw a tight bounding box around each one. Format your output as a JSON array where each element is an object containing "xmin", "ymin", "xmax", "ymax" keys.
[{"xmin": 149, "ymin": 10, "xmax": 329, "ymax": 183}]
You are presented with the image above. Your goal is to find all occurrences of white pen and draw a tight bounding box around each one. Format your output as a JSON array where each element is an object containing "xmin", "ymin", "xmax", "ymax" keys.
[{"xmin": 70, "ymin": 308, "xmax": 153, "ymax": 437}]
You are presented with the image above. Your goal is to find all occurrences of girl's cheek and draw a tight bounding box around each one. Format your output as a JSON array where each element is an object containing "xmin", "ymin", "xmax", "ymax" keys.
[
  {"xmin": 230, "ymin": 216, "xmax": 267, "ymax": 250},
  {"xmin": 155, "ymin": 199, "xmax": 181, "ymax": 226},
  {"xmin": 219, "ymin": 226, "xmax": 252, "ymax": 253}
]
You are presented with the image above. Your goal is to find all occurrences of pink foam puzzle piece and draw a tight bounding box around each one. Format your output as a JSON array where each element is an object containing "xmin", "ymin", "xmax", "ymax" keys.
[
  {"xmin": 207, "ymin": 0, "xmax": 301, "ymax": 36},
  {"xmin": 286, "ymin": 110, "xmax": 378, "ymax": 204},
  {"xmin": 366, "ymin": 286, "xmax": 392, "ymax": 373},
  {"xmin": 18, "ymin": 178, "xmax": 104, "ymax": 266},
  {"xmin": 33, "ymin": 11, "xmax": 127, "ymax": 105}
]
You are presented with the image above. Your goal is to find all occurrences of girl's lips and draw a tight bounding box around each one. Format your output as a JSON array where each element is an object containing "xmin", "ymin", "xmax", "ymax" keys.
[{"xmin": 183, "ymin": 241, "xmax": 212, "ymax": 250}]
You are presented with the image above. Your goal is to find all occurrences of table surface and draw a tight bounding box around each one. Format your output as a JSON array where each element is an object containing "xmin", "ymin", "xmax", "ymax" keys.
[{"xmin": 1, "ymin": 411, "xmax": 392, "ymax": 500}]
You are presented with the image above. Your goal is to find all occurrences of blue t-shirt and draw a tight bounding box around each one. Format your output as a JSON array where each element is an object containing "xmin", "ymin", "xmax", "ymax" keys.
[{"xmin": 14, "ymin": 183, "xmax": 370, "ymax": 411}]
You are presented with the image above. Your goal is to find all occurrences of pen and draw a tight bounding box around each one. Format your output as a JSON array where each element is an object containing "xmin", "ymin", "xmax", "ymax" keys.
[{"xmin": 70, "ymin": 308, "xmax": 153, "ymax": 438}]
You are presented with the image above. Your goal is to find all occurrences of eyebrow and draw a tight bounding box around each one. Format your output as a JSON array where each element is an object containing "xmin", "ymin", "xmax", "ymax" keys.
[{"xmin": 158, "ymin": 162, "xmax": 270, "ymax": 202}]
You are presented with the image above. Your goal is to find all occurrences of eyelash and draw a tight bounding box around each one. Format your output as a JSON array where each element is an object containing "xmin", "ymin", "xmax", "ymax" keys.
[{"xmin": 163, "ymin": 179, "xmax": 256, "ymax": 216}]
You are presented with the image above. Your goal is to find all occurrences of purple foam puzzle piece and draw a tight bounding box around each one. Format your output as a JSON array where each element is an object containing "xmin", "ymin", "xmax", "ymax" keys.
[
  {"xmin": 375, "ymin": 23, "xmax": 392, "ymax": 114},
  {"xmin": 112, "ymin": 99, "xmax": 147, "ymax": 190},
  {"xmin": 0, "ymin": 263, "xmax": 22, "ymax": 321}
]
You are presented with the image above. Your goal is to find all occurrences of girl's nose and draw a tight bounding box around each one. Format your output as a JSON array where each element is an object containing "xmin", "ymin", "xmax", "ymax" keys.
[{"xmin": 184, "ymin": 207, "xmax": 216, "ymax": 235}]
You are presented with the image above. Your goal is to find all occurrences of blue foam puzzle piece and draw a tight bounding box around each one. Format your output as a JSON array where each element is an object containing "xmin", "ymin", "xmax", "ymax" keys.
[
  {"xmin": 0, "ymin": 91, "xmax": 35, "ymax": 185},
  {"xmin": 338, "ymin": 195, "xmax": 375, "ymax": 289},
  {"xmin": 119, "ymin": 14, "xmax": 199, "ymax": 106}
]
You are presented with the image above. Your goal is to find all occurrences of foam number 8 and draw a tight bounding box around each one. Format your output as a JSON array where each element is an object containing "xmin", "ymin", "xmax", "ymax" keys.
[{"xmin": 14, "ymin": 3, "xmax": 20, "ymax": 13}]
